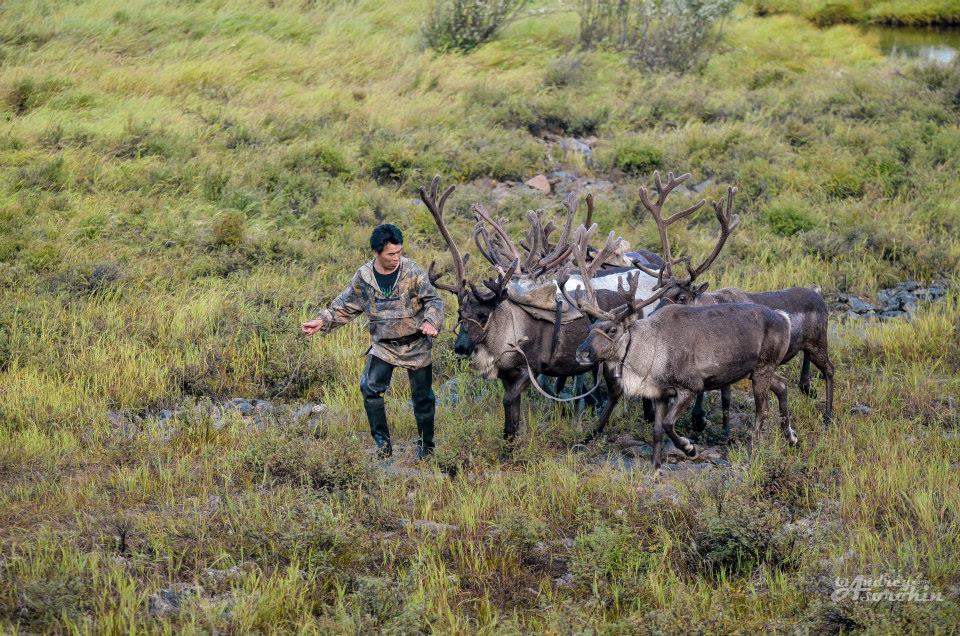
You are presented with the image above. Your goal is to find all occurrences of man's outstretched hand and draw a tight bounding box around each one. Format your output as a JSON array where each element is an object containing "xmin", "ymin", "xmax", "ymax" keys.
[
  {"xmin": 420, "ymin": 322, "xmax": 439, "ymax": 337},
  {"xmin": 301, "ymin": 318, "xmax": 325, "ymax": 336}
]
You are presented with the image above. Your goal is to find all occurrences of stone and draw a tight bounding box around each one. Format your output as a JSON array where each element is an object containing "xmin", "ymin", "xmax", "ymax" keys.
[
  {"xmin": 228, "ymin": 399, "xmax": 254, "ymax": 416},
  {"xmin": 879, "ymin": 310, "xmax": 907, "ymax": 321},
  {"xmin": 560, "ymin": 137, "xmax": 593, "ymax": 165},
  {"xmin": 524, "ymin": 174, "xmax": 551, "ymax": 195},
  {"xmin": 899, "ymin": 280, "xmax": 920, "ymax": 292},
  {"xmin": 553, "ymin": 572, "xmax": 575, "ymax": 587},
  {"xmin": 692, "ymin": 178, "xmax": 714, "ymax": 194},
  {"xmin": 158, "ymin": 409, "xmax": 174, "ymax": 423},
  {"xmin": 546, "ymin": 170, "xmax": 577, "ymax": 184},
  {"xmin": 293, "ymin": 403, "xmax": 325, "ymax": 418},
  {"xmin": 148, "ymin": 585, "xmax": 200, "ymax": 618},
  {"xmin": 893, "ymin": 290, "xmax": 917, "ymax": 308},
  {"xmin": 404, "ymin": 519, "xmax": 459, "ymax": 533},
  {"xmin": 252, "ymin": 399, "xmax": 273, "ymax": 413},
  {"xmin": 845, "ymin": 295, "xmax": 876, "ymax": 313},
  {"xmin": 850, "ymin": 404, "xmax": 872, "ymax": 416}
]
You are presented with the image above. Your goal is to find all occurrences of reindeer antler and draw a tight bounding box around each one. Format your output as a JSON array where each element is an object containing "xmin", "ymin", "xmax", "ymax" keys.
[
  {"xmin": 637, "ymin": 171, "xmax": 707, "ymax": 288},
  {"xmin": 420, "ymin": 175, "xmax": 465, "ymax": 295},
  {"xmin": 682, "ymin": 186, "xmax": 739, "ymax": 284},
  {"xmin": 562, "ymin": 224, "xmax": 671, "ymax": 322}
]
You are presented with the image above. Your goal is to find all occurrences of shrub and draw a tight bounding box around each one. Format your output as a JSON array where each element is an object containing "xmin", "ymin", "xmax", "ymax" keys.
[
  {"xmin": 613, "ymin": 138, "xmax": 663, "ymax": 175},
  {"xmin": 544, "ymin": 55, "xmax": 586, "ymax": 88},
  {"xmin": 15, "ymin": 156, "xmax": 66, "ymax": 191},
  {"xmin": 763, "ymin": 198, "xmax": 816, "ymax": 235},
  {"xmin": 366, "ymin": 143, "xmax": 414, "ymax": 184},
  {"xmin": 423, "ymin": 0, "xmax": 530, "ymax": 53},
  {"xmin": 577, "ymin": 0, "xmax": 737, "ymax": 72},
  {"xmin": 210, "ymin": 211, "xmax": 246, "ymax": 247},
  {"xmin": 4, "ymin": 77, "xmax": 66, "ymax": 114}
]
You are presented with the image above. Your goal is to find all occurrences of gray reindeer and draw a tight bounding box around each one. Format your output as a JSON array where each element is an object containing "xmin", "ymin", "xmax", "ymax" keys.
[
  {"xmin": 563, "ymin": 225, "xmax": 799, "ymax": 470},
  {"xmin": 420, "ymin": 177, "xmax": 664, "ymax": 440},
  {"xmin": 643, "ymin": 185, "xmax": 835, "ymax": 431}
]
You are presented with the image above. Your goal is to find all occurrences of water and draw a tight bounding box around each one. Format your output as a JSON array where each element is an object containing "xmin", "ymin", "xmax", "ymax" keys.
[{"xmin": 858, "ymin": 25, "xmax": 960, "ymax": 65}]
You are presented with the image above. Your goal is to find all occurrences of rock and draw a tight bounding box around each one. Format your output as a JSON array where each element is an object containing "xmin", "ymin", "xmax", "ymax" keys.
[
  {"xmin": 553, "ymin": 572, "xmax": 575, "ymax": 587},
  {"xmin": 614, "ymin": 434, "xmax": 645, "ymax": 450},
  {"xmin": 148, "ymin": 585, "xmax": 200, "ymax": 618},
  {"xmin": 403, "ymin": 519, "xmax": 459, "ymax": 534},
  {"xmin": 559, "ymin": 137, "xmax": 593, "ymax": 165},
  {"xmin": 546, "ymin": 170, "xmax": 578, "ymax": 185},
  {"xmin": 850, "ymin": 404, "xmax": 872, "ymax": 416},
  {"xmin": 203, "ymin": 565, "xmax": 243, "ymax": 582},
  {"xmin": 622, "ymin": 444, "xmax": 654, "ymax": 459},
  {"xmin": 158, "ymin": 409, "xmax": 174, "ymax": 423},
  {"xmin": 228, "ymin": 399, "xmax": 254, "ymax": 416},
  {"xmin": 845, "ymin": 295, "xmax": 876, "ymax": 313},
  {"xmin": 878, "ymin": 310, "xmax": 907, "ymax": 321},
  {"xmin": 252, "ymin": 400, "xmax": 273, "ymax": 413},
  {"xmin": 692, "ymin": 178, "xmax": 714, "ymax": 194},
  {"xmin": 438, "ymin": 378, "xmax": 463, "ymax": 406},
  {"xmin": 898, "ymin": 280, "xmax": 920, "ymax": 292},
  {"xmin": 292, "ymin": 403, "xmax": 326, "ymax": 418},
  {"xmin": 893, "ymin": 289, "xmax": 917, "ymax": 308},
  {"xmin": 525, "ymin": 174, "xmax": 551, "ymax": 195},
  {"xmin": 558, "ymin": 537, "xmax": 575, "ymax": 550}
]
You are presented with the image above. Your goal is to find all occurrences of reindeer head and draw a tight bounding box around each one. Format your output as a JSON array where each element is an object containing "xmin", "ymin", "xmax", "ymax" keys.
[
  {"xmin": 559, "ymin": 227, "xmax": 668, "ymax": 366},
  {"xmin": 422, "ymin": 175, "xmax": 583, "ymax": 357}
]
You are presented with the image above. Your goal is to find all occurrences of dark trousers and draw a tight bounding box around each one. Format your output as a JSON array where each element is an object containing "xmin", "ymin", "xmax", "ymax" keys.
[{"xmin": 359, "ymin": 355, "xmax": 435, "ymax": 452}]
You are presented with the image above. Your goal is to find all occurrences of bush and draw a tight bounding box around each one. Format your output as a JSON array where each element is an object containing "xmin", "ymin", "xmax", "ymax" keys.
[
  {"xmin": 4, "ymin": 77, "xmax": 66, "ymax": 114},
  {"xmin": 763, "ymin": 198, "xmax": 816, "ymax": 235},
  {"xmin": 210, "ymin": 211, "xmax": 246, "ymax": 247},
  {"xmin": 544, "ymin": 55, "xmax": 586, "ymax": 88},
  {"xmin": 613, "ymin": 139, "xmax": 663, "ymax": 175},
  {"xmin": 577, "ymin": 0, "xmax": 737, "ymax": 72},
  {"xmin": 366, "ymin": 143, "xmax": 414, "ymax": 184},
  {"xmin": 423, "ymin": 0, "xmax": 530, "ymax": 53}
]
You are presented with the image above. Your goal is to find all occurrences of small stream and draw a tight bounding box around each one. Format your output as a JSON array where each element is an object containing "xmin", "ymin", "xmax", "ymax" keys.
[{"xmin": 858, "ymin": 25, "xmax": 960, "ymax": 64}]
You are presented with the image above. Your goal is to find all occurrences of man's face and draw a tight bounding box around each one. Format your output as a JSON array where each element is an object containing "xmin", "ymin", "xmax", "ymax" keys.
[{"xmin": 374, "ymin": 242, "xmax": 403, "ymax": 272}]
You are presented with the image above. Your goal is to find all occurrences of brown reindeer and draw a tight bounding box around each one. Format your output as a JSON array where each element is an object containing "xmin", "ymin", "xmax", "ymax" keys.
[
  {"xmin": 419, "ymin": 176, "xmax": 665, "ymax": 440},
  {"xmin": 563, "ymin": 226, "xmax": 798, "ymax": 470},
  {"xmin": 648, "ymin": 186, "xmax": 835, "ymax": 430}
]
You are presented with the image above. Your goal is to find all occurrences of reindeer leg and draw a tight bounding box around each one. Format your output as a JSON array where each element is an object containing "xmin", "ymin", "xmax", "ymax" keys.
[
  {"xmin": 720, "ymin": 385, "xmax": 732, "ymax": 441},
  {"xmin": 642, "ymin": 398, "xmax": 655, "ymax": 423},
  {"xmin": 750, "ymin": 373, "xmax": 772, "ymax": 457},
  {"xmin": 770, "ymin": 373, "xmax": 797, "ymax": 446},
  {"xmin": 501, "ymin": 371, "xmax": 530, "ymax": 440},
  {"xmin": 662, "ymin": 389, "xmax": 698, "ymax": 459},
  {"xmin": 691, "ymin": 392, "xmax": 707, "ymax": 433},
  {"xmin": 809, "ymin": 349, "xmax": 835, "ymax": 429},
  {"xmin": 799, "ymin": 352, "xmax": 815, "ymax": 397},
  {"xmin": 652, "ymin": 399, "xmax": 668, "ymax": 471},
  {"xmin": 583, "ymin": 366, "xmax": 622, "ymax": 444}
]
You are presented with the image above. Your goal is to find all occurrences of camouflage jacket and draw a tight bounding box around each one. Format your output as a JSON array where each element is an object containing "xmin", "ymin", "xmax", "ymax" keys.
[{"xmin": 315, "ymin": 257, "xmax": 444, "ymax": 369}]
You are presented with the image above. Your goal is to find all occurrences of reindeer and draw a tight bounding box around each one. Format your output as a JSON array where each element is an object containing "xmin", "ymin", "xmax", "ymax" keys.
[
  {"xmin": 645, "ymin": 188, "xmax": 835, "ymax": 429},
  {"xmin": 419, "ymin": 177, "xmax": 671, "ymax": 440},
  {"xmin": 563, "ymin": 225, "xmax": 799, "ymax": 470}
]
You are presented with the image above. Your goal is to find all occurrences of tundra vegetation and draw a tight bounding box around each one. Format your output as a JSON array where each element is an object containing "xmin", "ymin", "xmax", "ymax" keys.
[{"xmin": 1, "ymin": 0, "xmax": 959, "ymax": 633}]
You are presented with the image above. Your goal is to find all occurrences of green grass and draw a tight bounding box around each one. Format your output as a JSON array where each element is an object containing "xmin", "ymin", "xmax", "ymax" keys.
[
  {"xmin": 1, "ymin": 0, "xmax": 959, "ymax": 632},
  {"xmin": 750, "ymin": 0, "xmax": 960, "ymax": 25}
]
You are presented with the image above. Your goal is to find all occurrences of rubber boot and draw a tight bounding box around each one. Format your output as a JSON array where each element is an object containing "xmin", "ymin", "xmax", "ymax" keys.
[
  {"xmin": 409, "ymin": 364, "xmax": 435, "ymax": 460},
  {"xmin": 360, "ymin": 355, "xmax": 395, "ymax": 458}
]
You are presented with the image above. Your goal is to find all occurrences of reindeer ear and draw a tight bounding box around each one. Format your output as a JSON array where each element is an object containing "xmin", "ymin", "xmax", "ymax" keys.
[{"xmin": 696, "ymin": 282, "xmax": 709, "ymax": 293}]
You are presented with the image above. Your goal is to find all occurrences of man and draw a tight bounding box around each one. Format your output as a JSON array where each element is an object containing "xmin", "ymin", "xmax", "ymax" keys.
[{"xmin": 301, "ymin": 223, "xmax": 444, "ymax": 460}]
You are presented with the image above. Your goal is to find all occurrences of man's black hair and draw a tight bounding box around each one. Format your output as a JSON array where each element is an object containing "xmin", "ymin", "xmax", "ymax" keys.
[{"xmin": 370, "ymin": 224, "xmax": 404, "ymax": 253}]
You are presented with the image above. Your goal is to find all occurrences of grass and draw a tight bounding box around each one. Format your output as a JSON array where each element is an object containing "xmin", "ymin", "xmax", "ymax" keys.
[
  {"xmin": 750, "ymin": 0, "xmax": 960, "ymax": 25},
  {"xmin": 1, "ymin": 0, "xmax": 959, "ymax": 632}
]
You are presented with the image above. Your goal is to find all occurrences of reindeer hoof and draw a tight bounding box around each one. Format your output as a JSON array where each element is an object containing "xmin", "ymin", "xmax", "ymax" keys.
[{"xmin": 684, "ymin": 443, "xmax": 698, "ymax": 458}]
